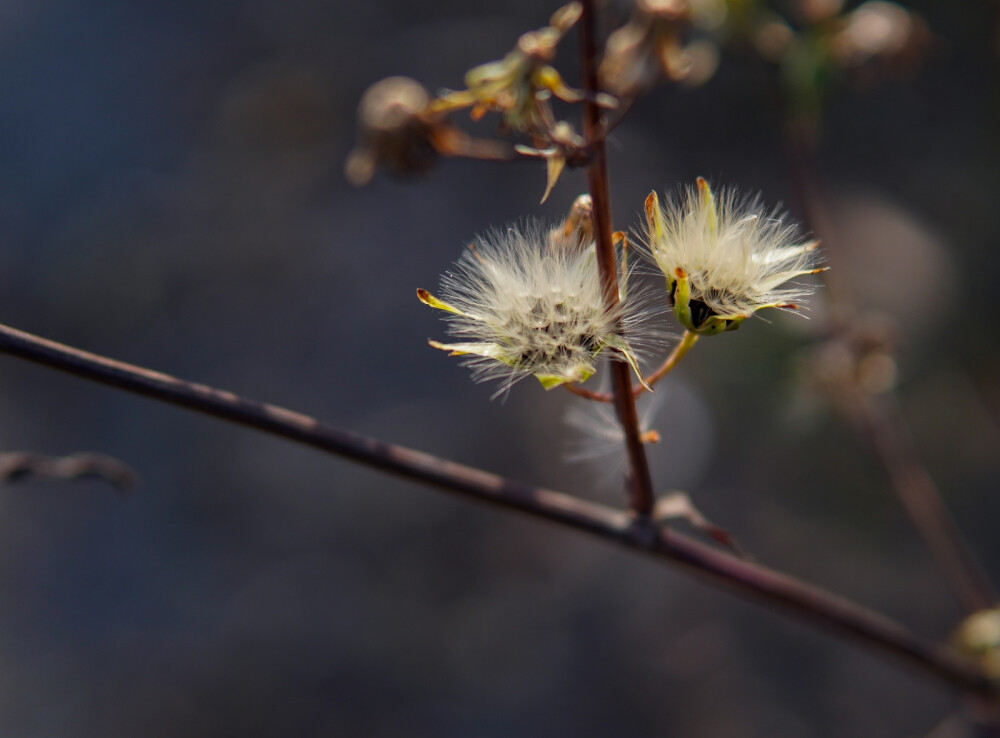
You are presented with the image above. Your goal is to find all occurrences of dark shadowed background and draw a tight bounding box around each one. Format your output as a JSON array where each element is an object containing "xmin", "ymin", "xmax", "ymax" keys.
[{"xmin": 1, "ymin": 1, "xmax": 999, "ymax": 735}]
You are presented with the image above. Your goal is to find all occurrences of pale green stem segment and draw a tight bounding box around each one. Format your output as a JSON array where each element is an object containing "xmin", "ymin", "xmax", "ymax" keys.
[
  {"xmin": 671, "ymin": 267, "xmax": 695, "ymax": 331},
  {"xmin": 642, "ymin": 329, "xmax": 699, "ymax": 390},
  {"xmin": 644, "ymin": 191, "xmax": 666, "ymax": 242}
]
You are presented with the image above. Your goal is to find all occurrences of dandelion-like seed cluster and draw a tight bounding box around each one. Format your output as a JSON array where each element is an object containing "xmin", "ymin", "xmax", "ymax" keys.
[
  {"xmin": 418, "ymin": 223, "xmax": 648, "ymax": 397},
  {"xmin": 644, "ymin": 178, "xmax": 823, "ymax": 334},
  {"xmin": 418, "ymin": 180, "xmax": 822, "ymax": 399}
]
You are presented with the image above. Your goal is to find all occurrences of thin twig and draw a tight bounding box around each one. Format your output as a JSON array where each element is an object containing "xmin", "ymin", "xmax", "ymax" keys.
[
  {"xmin": 0, "ymin": 321, "xmax": 992, "ymax": 696},
  {"xmin": 640, "ymin": 329, "xmax": 699, "ymax": 392},
  {"xmin": 0, "ymin": 451, "xmax": 135, "ymax": 491},
  {"xmin": 787, "ymin": 124, "xmax": 998, "ymax": 614},
  {"xmin": 564, "ymin": 382, "xmax": 614, "ymax": 402},
  {"xmin": 852, "ymin": 391, "xmax": 998, "ymax": 613},
  {"xmin": 579, "ymin": 0, "xmax": 656, "ymax": 516}
]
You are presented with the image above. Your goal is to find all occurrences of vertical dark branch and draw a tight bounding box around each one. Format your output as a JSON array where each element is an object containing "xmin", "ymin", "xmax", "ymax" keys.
[{"xmin": 578, "ymin": 0, "xmax": 656, "ymax": 516}]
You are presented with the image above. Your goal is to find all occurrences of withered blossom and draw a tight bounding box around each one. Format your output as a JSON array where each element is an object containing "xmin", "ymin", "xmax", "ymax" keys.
[
  {"xmin": 345, "ymin": 76, "xmax": 512, "ymax": 186},
  {"xmin": 600, "ymin": 0, "xmax": 695, "ymax": 98}
]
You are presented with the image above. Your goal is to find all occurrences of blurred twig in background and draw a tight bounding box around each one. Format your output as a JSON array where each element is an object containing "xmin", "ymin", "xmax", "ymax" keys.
[
  {"xmin": 0, "ymin": 451, "xmax": 134, "ymax": 491},
  {"xmin": 773, "ymin": 8, "xmax": 1000, "ymax": 724}
]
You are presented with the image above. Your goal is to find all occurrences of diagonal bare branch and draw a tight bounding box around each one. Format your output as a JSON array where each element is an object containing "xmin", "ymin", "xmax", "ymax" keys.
[{"xmin": 0, "ymin": 320, "xmax": 991, "ymax": 695}]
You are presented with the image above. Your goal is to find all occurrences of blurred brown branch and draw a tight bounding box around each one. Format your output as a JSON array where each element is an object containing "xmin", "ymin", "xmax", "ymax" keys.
[
  {"xmin": 0, "ymin": 451, "xmax": 135, "ymax": 491},
  {"xmin": 853, "ymin": 390, "xmax": 997, "ymax": 614},
  {"xmin": 788, "ymin": 124, "xmax": 998, "ymax": 616}
]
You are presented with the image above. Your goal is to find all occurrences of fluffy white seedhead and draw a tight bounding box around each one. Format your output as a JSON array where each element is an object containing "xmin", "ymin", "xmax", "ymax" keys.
[
  {"xmin": 644, "ymin": 179, "xmax": 823, "ymax": 334},
  {"xmin": 418, "ymin": 222, "xmax": 651, "ymax": 397}
]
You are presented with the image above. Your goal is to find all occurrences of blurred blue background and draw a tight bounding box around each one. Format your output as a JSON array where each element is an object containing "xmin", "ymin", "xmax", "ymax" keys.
[{"xmin": 0, "ymin": 0, "xmax": 999, "ymax": 735}]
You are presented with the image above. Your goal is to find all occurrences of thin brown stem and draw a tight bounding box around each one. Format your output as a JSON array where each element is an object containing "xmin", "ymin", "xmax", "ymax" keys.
[
  {"xmin": 579, "ymin": 0, "xmax": 656, "ymax": 516},
  {"xmin": 852, "ymin": 391, "xmax": 998, "ymax": 613},
  {"xmin": 564, "ymin": 382, "xmax": 614, "ymax": 402},
  {"xmin": 0, "ymin": 319, "xmax": 991, "ymax": 696},
  {"xmin": 786, "ymin": 125, "xmax": 998, "ymax": 614}
]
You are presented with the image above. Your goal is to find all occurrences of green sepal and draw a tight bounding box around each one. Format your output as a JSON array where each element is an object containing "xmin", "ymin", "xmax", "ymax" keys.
[
  {"xmin": 672, "ymin": 272, "xmax": 747, "ymax": 336},
  {"xmin": 696, "ymin": 177, "xmax": 718, "ymax": 239},
  {"xmin": 602, "ymin": 335, "xmax": 651, "ymax": 391},
  {"xmin": 644, "ymin": 191, "xmax": 666, "ymax": 242},
  {"xmin": 723, "ymin": 316, "xmax": 745, "ymax": 332},
  {"xmin": 534, "ymin": 361, "xmax": 595, "ymax": 390},
  {"xmin": 427, "ymin": 339, "xmax": 504, "ymax": 359},
  {"xmin": 663, "ymin": 273, "xmax": 676, "ymax": 298},
  {"xmin": 417, "ymin": 289, "xmax": 465, "ymax": 315},
  {"xmin": 671, "ymin": 269, "xmax": 695, "ymax": 332},
  {"xmin": 700, "ymin": 317, "xmax": 730, "ymax": 335},
  {"xmin": 535, "ymin": 374, "xmax": 567, "ymax": 390},
  {"xmin": 684, "ymin": 314, "xmax": 742, "ymax": 336}
]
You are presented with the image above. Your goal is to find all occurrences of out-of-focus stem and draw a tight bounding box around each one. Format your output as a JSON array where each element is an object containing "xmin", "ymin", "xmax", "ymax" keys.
[
  {"xmin": 852, "ymin": 391, "xmax": 997, "ymax": 613},
  {"xmin": 579, "ymin": 0, "xmax": 655, "ymax": 517},
  {"xmin": 785, "ymin": 122, "xmax": 850, "ymax": 324},
  {"xmin": 786, "ymin": 122, "xmax": 998, "ymax": 614}
]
